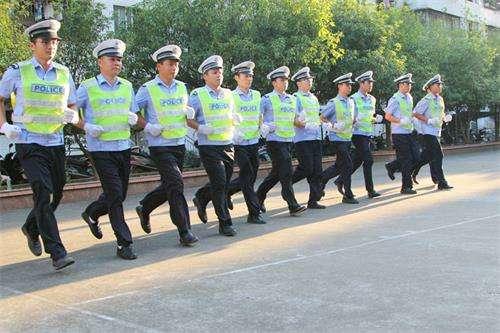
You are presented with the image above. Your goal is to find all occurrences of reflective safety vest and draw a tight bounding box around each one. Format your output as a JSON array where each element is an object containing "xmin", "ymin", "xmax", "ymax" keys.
[
  {"xmin": 294, "ymin": 92, "xmax": 320, "ymax": 126},
  {"xmin": 352, "ymin": 93, "xmax": 376, "ymax": 133},
  {"xmin": 232, "ymin": 89, "xmax": 261, "ymax": 140},
  {"xmin": 333, "ymin": 97, "xmax": 354, "ymax": 140},
  {"xmin": 197, "ymin": 87, "xmax": 234, "ymax": 141},
  {"xmin": 426, "ymin": 93, "xmax": 445, "ymax": 128},
  {"xmin": 393, "ymin": 93, "xmax": 414, "ymax": 131},
  {"xmin": 81, "ymin": 77, "xmax": 132, "ymax": 141},
  {"xmin": 269, "ymin": 92, "xmax": 296, "ymax": 138},
  {"xmin": 17, "ymin": 60, "xmax": 69, "ymax": 134},
  {"xmin": 146, "ymin": 81, "xmax": 188, "ymax": 139}
]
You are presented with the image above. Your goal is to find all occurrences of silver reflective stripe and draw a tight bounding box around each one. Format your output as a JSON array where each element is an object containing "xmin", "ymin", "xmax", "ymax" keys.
[
  {"xmin": 102, "ymin": 124, "xmax": 130, "ymax": 132},
  {"xmin": 163, "ymin": 123, "xmax": 186, "ymax": 130},
  {"xmin": 240, "ymin": 125, "xmax": 258, "ymax": 131},
  {"xmin": 241, "ymin": 114, "xmax": 260, "ymax": 121},
  {"xmin": 205, "ymin": 114, "xmax": 231, "ymax": 122},
  {"xmin": 24, "ymin": 99, "xmax": 65, "ymax": 108},
  {"xmin": 157, "ymin": 109, "xmax": 185, "ymax": 117},
  {"xmin": 275, "ymin": 115, "xmax": 294, "ymax": 121},
  {"xmin": 213, "ymin": 127, "xmax": 232, "ymax": 134},
  {"xmin": 93, "ymin": 109, "xmax": 128, "ymax": 117},
  {"xmin": 12, "ymin": 114, "xmax": 63, "ymax": 123}
]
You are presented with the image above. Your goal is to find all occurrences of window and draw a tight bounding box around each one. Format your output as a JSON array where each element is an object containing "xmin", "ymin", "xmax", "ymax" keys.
[{"xmin": 113, "ymin": 5, "xmax": 132, "ymax": 30}]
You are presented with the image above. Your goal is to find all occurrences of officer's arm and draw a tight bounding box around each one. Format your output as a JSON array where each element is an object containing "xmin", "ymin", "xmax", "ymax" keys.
[
  {"xmin": 186, "ymin": 93, "xmax": 200, "ymax": 130},
  {"xmin": 67, "ymin": 74, "xmax": 83, "ymax": 129},
  {"xmin": 135, "ymin": 86, "xmax": 148, "ymax": 129},
  {"xmin": 320, "ymin": 101, "xmax": 334, "ymax": 123},
  {"xmin": 384, "ymin": 98, "xmax": 400, "ymax": 123},
  {"xmin": 0, "ymin": 96, "xmax": 6, "ymax": 127},
  {"xmin": 294, "ymin": 97, "xmax": 305, "ymax": 128},
  {"xmin": 413, "ymin": 99, "xmax": 428, "ymax": 123},
  {"xmin": 0, "ymin": 66, "xmax": 16, "ymax": 127}
]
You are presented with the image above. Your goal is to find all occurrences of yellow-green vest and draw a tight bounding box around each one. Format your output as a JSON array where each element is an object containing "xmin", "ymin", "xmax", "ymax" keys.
[
  {"xmin": 197, "ymin": 87, "xmax": 234, "ymax": 141},
  {"xmin": 269, "ymin": 93, "xmax": 296, "ymax": 139},
  {"xmin": 333, "ymin": 97, "xmax": 354, "ymax": 140},
  {"xmin": 232, "ymin": 89, "xmax": 261, "ymax": 140},
  {"xmin": 81, "ymin": 77, "xmax": 132, "ymax": 141},
  {"xmin": 294, "ymin": 92, "xmax": 320, "ymax": 126},
  {"xmin": 352, "ymin": 93, "xmax": 376, "ymax": 133},
  {"xmin": 146, "ymin": 81, "xmax": 188, "ymax": 139},
  {"xmin": 18, "ymin": 60, "xmax": 70, "ymax": 134},
  {"xmin": 394, "ymin": 93, "xmax": 414, "ymax": 131},
  {"xmin": 426, "ymin": 93, "xmax": 445, "ymax": 128}
]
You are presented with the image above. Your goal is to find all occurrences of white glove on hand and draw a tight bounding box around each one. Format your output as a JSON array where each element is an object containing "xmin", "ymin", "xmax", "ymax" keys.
[
  {"xmin": 427, "ymin": 117, "xmax": 441, "ymax": 127},
  {"xmin": 304, "ymin": 123, "xmax": 320, "ymax": 132},
  {"xmin": 260, "ymin": 122, "xmax": 276, "ymax": 138},
  {"xmin": 321, "ymin": 122, "xmax": 333, "ymax": 132},
  {"xmin": 0, "ymin": 123, "xmax": 21, "ymax": 139},
  {"xmin": 128, "ymin": 112, "xmax": 138, "ymax": 126},
  {"xmin": 233, "ymin": 129, "xmax": 244, "ymax": 144},
  {"xmin": 333, "ymin": 121, "xmax": 345, "ymax": 132},
  {"xmin": 374, "ymin": 114, "xmax": 383, "ymax": 123},
  {"xmin": 63, "ymin": 108, "xmax": 79, "ymax": 124},
  {"xmin": 297, "ymin": 111, "xmax": 306, "ymax": 123},
  {"xmin": 84, "ymin": 123, "xmax": 104, "ymax": 138},
  {"xmin": 185, "ymin": 106, "xmax": 195, "ymax": 120},
  {"xmin": 399, "ymin": 117, "xmax": 410, "ymax": 126},
  {"xmin": 444, "ymin": 114, "xmax": 452, "ymax": 123},
  {"xmin": 198, "ymin": 124, "xmax": 214, "ymax": 135},
  {"xmin": 144, "ymin": 123, "xmax": 163, "ymax": 137},
  {"xmin": 232, "ymin": 113, "xmax": 242, "ymax": 125}
]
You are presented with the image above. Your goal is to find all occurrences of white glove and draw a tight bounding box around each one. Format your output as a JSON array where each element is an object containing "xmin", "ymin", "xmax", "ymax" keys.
[
  {"xmin": 63, "ymin": 108, "xmax": 79, "ymax": 124},
  {"xmin": 304, "ymin": 123, "xmax": 320, "ymax": 132},
  {"xmin": 233, "ymin": 129, "xmax": 244, "ymax": 144},
  {"xmin": 198, "ymin": 124, "xmax": 214, "ymax": 135},
  {"xmin": 260, "ymin": 122, "xmax": 276, "ymax": 138},
  {"xmin": 185, "ymin": 106, "xmax": 195, "ymax": 120},
  {"xmin": 333, "ymin": 121, "xmax": 345, "ymax": 132},
  {"xmin": 232, "ymin": 113, "xmax": 242, "ymax": 125},
  {"xmin": 444, "ymin": 114, "xmax": 452, "ymax": 123},
  {"xmin": 321, "ymin": 122, "xmax": 333, "ymax": 132},
  {"xmin": 128, "ymin": 112, "xmax": 138, "ymax": 126},
  {"xmin": 427, "ymin": 117, "xmax": 441, "ymax": 127},
  {"xmin": 144, "ymin": 123, "xmax": 163, "ymax": 137},
  {"xmin": 399, "ymin": 117, "xmax": 410, "ymax": 125},
  {"xmin": 297, "ymin": 111, "xmax": 306, "ymax": 123},
  {"xmin": 0, "ymin": 123, "xmax": 21, "ymax": 139},
  {"xmin": 374, "ymin": 114, "xmax": 383, "ymax": 123},
  {"xmin": 84, "ymin": 123, "xmax": 104, "ymax": 138}
]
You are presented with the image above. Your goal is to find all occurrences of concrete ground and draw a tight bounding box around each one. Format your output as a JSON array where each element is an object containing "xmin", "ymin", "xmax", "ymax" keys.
[{"xmin": 0, "ymin": 149, "xmax": 499, "ymax": 332}]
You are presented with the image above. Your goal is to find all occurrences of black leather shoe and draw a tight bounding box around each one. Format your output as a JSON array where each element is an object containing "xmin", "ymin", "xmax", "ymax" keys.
[
  {"xmin": 367, "ymin": 191, "xmax": 381, "ymax": 198},
  {"xmin": 400, "ymin": 188, "xmax": 417, "ymax": 195},
  {"xmin": 52, "ymin": 255, "xmax": 75, "ymax": 270},
  {"xmin": 21, "ymin": 225, "xmax": 42, "ymax": 256},
  {"xmin": 342, "ymin": 196, "xmax": 359, "ymax": 204},
  {"xmin": 193, "ymin": 197, "xmax": 208, "ymax": 224},
  {"xmin": 437, "ymin": 183, "xmax": 453, "ymax": 190},
  {"xmin": 179, "ymin": 230, "xmax": 199, "ymax": 246},
  {"xmin": 307, "ymin": 202, "xmax": 326, "ymax": 209},
  {"xmin": 82, "ymin": 212, "xmax": 103, "ymax": 239},
  {"xmin": 333, "ymin": 178, "xmax": 344, "ymax": 195},
  {"xmin": 227, "ymin": 196, "xmax": 234, "ymax": 210},
  {"xmin": 258, "ymin": 197, "xmax": 266, "ymax": 213},
  {"xmin": 219, "ymin": 224, "xmax": 237, "ymax": 236},
  {"xmin": 411, "ymin": 171, "xmax": 419, "ymax": 184},
  {"xmin": 385, "ymin": 163, "xmax": 395, "ymax": 180},
  {"xmin": 135, "ymin": 205, "xmax": 151, "ymax": 234},
  {"xmin": 117, "ymin": 245, "xmax": 137, "ymax": 260},
  {"xmin": 290, "ymin": 205, "xmax": 307, "ymax": 217},
  {"xmin": 247, "ymin": 214, "xmax": 267, "ymax": 224}
]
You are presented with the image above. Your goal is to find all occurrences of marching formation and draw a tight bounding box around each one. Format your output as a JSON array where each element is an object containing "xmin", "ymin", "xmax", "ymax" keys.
[{"xmin": 0, "ymin": 20, "xmax": 453, "ymax": 270}]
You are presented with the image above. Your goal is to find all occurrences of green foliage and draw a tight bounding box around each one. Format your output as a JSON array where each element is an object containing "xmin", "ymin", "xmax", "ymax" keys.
[{"xmin": 0, "ymin": 2, "xmax": 30, "ymax": 73}]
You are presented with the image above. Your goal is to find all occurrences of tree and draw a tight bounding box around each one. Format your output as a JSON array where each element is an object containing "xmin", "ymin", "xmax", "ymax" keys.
[{"xmin": 0, "ymin": 1, "xmax": 30, "ymax": 73}]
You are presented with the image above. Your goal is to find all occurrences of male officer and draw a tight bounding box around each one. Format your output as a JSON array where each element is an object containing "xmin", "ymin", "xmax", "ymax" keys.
[
  {"xmin": 0, "ymin": 19, "xmax": 78, "ymax": 270},
  {"xmin": 188, "ymin": 55, "xmax": 237, "ymax": 236},
  {"xmin": 228, "ymin": 61, "xmax": 266, "ymax": 224},
  {"xmin": 412, "ymin": 74, "xmax": 453, "ymax": 190},
  {"xmin": 256, "ymin": 66, "xmax": 307, "ymax": 216},
  {"xmin": 320, "ymin": 73, "xmax": 358, "ymax": 204},
  {"xmin": 333, "ymin": 71, "xmax": 383, "ymax": 198},
  {"xmin": 134, "ymin": 45, "xmax": 199, "ymax": 246},
  {"xmin": 291, "ymin": 67, "xmax": 327, "ymax": 209},
  {"xmin": 78, "ymin": 39, "xmax": 139, "ymax": 259},
  {"xmin": 384, "ymin": 73, "xmax": 419, "ymax": 194}
]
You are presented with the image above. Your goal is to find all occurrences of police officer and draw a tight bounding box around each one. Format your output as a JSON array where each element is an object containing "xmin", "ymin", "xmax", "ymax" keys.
[
  {"xmin": 227, "ymin": 61, "xmax": 266, "ymax": 224},
  {"xmin": 333, "ymin": 71, "xmax": 383, "ymax": 198},
  {"xmin": 412, "ymin": 74, "xmax": 453, "ymax": 190},
  {"xmin": 256, "ymin": 66, "xmax": 307, "ymax": 216},
  {"xmin": 384, "ymin": 73, "xmax": 419, "ymax": 194},
  {"xmin": 320, "ymin": 73, "xmax": 358, "ymax": 204},
  {"xmin": 188, "ymin": 55, "xmax": 237, "ymax": 236},
  {"xmin": 78, "ymin": 39, "xmax": 139, "ymax": 259},
  {"xmin": 290, "ymin": 67, "xmax": 327, "ymax": 209},
  {"xmin": 0, "ymin": 19, "xmax": 78, "ymax": 270},
  {"xmin": 133, "ymin": 45, "xmax": 199, "ymax": 246}
]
